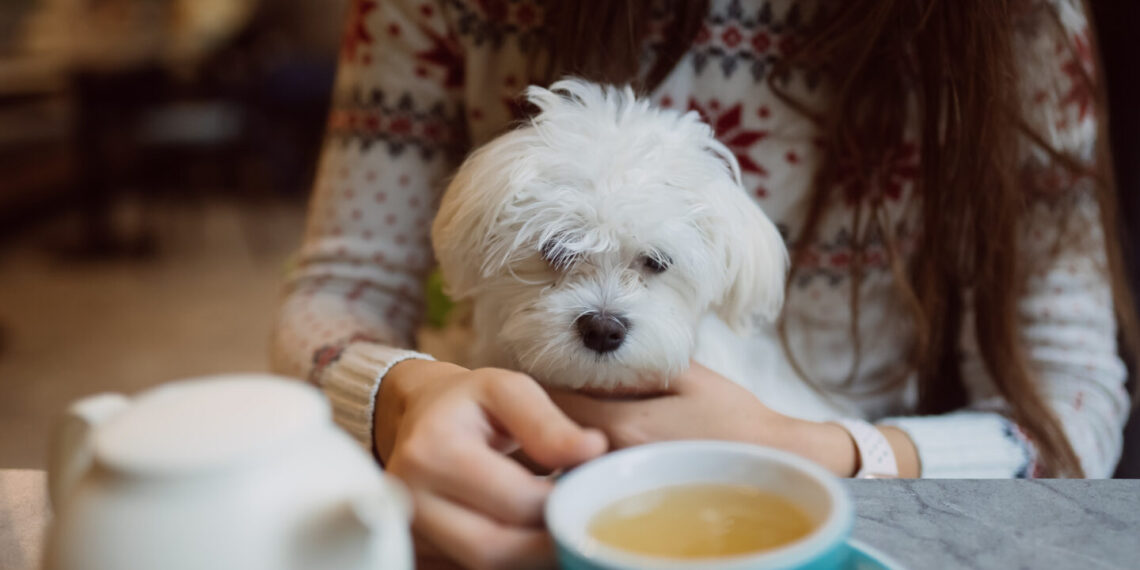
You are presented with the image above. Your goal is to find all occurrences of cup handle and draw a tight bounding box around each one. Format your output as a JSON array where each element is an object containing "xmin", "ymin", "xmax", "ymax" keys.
[
  {"xmin": 294, "ymin": 480, "xmax": 413, "ymax": 570},
  {"xmin": 356, "ymin": 477, "xmax": 414, "ymax": 570},
  {"xmin": 47, "ymin": 393, "xmax": 131, "ymax": 509}
]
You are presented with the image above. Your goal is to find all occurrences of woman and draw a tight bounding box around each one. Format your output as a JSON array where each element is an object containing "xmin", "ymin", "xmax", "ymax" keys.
[{"xmin": 272, "ymin": 0, "xmax": 1136, "ymax": 567}]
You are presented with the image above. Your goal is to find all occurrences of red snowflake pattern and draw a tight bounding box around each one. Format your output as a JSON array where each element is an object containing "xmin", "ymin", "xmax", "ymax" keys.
[
  {"xmin": 341, "ymin": 0, "xmax": 377, "ymax": 62},
  {"xmin": 688, "ymin": 99, "xmax": 769, "ymax": 178},
  {"xmin": 837, "ymin": 142, "xmax": 918, "ymax": 205},
  {"xmin": 1059, "ymin": 29, "xmax": 1094, "ymax": 122},
  {"xmin": 721, "ymin": 27, "xmax": 743, "ymax": 48},
  {"xmin": 751, "ymin": 32, "xmax": 771, "ymax": 53},
  {"xmin": 415, "ymin": 27, "xmax": 465, "ymax": 89}
]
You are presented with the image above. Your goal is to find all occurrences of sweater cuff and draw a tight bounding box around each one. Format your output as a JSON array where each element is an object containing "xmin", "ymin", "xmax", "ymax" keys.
[
  {"xmin": 321, "ymin": 342, "xmax": 435, "ymax": 452},
  {"xmin": 878, "ymin": 412, "xmax": 1037, "ymax": 479}
]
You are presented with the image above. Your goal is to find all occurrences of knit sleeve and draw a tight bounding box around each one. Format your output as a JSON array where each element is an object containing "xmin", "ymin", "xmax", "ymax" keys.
[
  {"xmin": 882, "ymin": 0, "xmax": 1129, "ymax": 478},
  {"xmin": 270, "ymin": 0, "xmax": 466, "ymax": 449}
]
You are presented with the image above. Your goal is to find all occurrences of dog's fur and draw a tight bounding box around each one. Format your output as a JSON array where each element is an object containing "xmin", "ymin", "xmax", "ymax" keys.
[{"xmin": 431, "ymin": 79, "xmax": 791, "ymax": 397}]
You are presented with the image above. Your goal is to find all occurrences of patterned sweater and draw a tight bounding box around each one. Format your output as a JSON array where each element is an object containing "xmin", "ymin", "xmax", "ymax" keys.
[{"xmin": 271, "ymin": 0, "xmax": 1130, "ymax": 478}]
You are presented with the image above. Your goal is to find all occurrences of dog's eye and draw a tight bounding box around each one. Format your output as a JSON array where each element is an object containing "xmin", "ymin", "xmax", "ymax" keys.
[
  {"xmin": 541, "ymin": 240, "xmax": 577, "ymax": 271},
  {"xmin": 643, "ymin": 253, "xmax": 671, "ymax": 274}
]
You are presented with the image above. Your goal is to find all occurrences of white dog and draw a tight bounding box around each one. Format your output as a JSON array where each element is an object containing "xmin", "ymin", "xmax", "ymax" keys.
[{"xmin": 432, "ymin": 79, "xmax": 804, "ymax": 402}]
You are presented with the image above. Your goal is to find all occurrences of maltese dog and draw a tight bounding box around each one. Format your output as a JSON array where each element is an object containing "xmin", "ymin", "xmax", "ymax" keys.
[{"xmin": 431, "ymin": 78, "xmax": 793, "ymax": 399}]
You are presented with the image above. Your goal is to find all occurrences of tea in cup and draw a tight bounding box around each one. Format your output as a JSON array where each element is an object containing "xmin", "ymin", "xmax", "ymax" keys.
[{"xmin": 545, "ymin": 441, "xmax": 853, "ymax": 569}]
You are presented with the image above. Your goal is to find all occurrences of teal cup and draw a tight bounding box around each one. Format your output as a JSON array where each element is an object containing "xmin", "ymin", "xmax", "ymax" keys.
[{"xmin": 545, "ymin": 441, "xmax": 854, "ymax": 570}]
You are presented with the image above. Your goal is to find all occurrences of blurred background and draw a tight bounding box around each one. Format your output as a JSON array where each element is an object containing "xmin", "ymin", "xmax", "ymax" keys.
[
  {"xmin": 0, "ymin": 0, "xmax": 347, "ymax": 468},
  {"xmin": 0, "ymin": 0, "xmax": 1136, "ymax": 475}
]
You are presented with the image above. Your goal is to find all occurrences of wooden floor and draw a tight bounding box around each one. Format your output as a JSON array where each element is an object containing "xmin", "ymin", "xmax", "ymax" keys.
[{"xmin": 0, "ymin": 197, "xmax": 305, "ymax": 468}]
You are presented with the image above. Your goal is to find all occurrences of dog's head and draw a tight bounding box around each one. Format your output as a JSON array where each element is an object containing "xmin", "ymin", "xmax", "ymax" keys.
[{"xmin": 432, "ymin": 79, "xmax": 787, "ymax": 393}]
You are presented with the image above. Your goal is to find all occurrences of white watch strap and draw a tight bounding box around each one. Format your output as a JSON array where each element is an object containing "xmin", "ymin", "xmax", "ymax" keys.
[{"xmin": 833, "ymin": 419, "xmax": 899, "ymax": 478}]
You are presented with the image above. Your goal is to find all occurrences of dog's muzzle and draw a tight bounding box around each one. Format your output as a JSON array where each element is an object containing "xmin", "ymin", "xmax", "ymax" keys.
[{"xmin": 574, "ymin": 312, "xmax": 630, "ymax": 354}]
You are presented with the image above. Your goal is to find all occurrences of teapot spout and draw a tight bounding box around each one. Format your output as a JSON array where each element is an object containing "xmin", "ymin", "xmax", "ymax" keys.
[{"xmin": 47, "ymin": 393, "xmax": 131, "ymax": 509}]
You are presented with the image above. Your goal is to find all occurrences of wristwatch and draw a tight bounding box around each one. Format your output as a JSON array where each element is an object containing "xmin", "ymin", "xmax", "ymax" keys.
[{"xmin": 832, "ymin": 418, "xmax": 899, "ymax": 478}]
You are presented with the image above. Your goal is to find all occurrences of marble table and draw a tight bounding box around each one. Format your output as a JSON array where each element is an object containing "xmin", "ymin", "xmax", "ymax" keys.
[
  {"xmin": 3, "ymin": 470, "xmax": 1138, "ymax": 569},
  {"xmin": 845, "ymin": 479, "xmax": 1140, "ymax": 569},
  {"xmin": 0, "ymin": 470, "xmax": 49, "ymax": 570}
]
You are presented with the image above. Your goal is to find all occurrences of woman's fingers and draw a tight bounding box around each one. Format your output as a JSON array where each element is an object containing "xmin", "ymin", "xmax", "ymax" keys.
[
  {"xmin": 476, "ymin": 370, "xmax": 608, "ymax": 469},
  {"xmin": 412, "ymin": 535, "xmax": 465, "ymax": 570},
  {"xmin": 427, "ymin": 444, "xmax": 554, "ymax": 527},
  {"xmin": 387, "ymin": 366, "xmax": 605, "ymax": 568},
  {"xmin": 413, "ymin": 491, "xmax": 558, "ymax": 570}
]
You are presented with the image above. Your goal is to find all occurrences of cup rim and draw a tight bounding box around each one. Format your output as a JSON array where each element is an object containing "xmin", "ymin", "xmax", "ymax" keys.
[{"xmin": 545, "ymin": 441, "xmax": 853, "ymax": 569}]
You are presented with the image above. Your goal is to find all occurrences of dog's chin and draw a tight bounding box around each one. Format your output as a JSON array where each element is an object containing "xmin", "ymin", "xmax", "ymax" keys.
[
  {"xmin": 569, "ymin": 384, "xmax": 674, "ymax": 399},
  {"xmin": 523, "ymin": 362, "xmax": 680, "ymax": 398}
]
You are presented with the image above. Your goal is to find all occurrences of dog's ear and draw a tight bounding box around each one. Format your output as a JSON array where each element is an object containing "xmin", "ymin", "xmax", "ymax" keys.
[
  {"xmin": 431, "ymin": 169, "xmax": 476, "ymax": 300},
  {"xmin": 703, "ymin": 141, "xmax": 788, "ymax": 333},
  {"xmin": 430, "ymin": 142, "xmax": 520, "ymax": 300},
  {"xmin": 433, "ymin": 81, "xmax": 602, "ymax": 300}
]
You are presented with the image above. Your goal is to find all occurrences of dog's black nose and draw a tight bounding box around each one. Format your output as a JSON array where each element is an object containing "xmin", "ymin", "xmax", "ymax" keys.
[{"xmin": 575, "ymin": 312, "xmax": 628, "ymax": 353}]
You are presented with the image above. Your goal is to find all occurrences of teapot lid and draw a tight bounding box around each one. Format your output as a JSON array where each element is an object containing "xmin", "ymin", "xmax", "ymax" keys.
[{"xmin": 93, "ymin": 375, "xmax": 330, "ymax": 475}]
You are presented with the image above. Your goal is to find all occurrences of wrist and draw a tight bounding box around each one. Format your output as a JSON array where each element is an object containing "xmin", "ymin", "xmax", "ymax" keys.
[
  {"xmin": 825, "ymin": 421, "xmax": 920, "ymax": 478},
  {"xmin": 832, "ymin": 419, "xmax": 900, "ymax": 478},
  {"xmin": 769, "ymin": 418, "xmax": 858, "ymax": 478},
  {"xmin": 385, "ymin": 358, "xmax": 460, "ymax": 391},
  {"xmin": 374, "ymin": 359, "xmax": 461, "ymax": 462},
  {"xmin": 877, "ymin": 425, "xmax": 921, "ymax": 478}
]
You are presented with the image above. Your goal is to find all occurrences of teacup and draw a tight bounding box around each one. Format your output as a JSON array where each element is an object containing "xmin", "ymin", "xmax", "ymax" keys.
[{"xmin": 545, "ymin": 441, "xmax": 853, "ymax": 570}]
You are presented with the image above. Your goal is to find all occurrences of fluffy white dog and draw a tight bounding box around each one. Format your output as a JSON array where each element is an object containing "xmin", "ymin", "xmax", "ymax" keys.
[{"xmin": 431, "ymin": 79, "xmax": 790, "ymax": 397}]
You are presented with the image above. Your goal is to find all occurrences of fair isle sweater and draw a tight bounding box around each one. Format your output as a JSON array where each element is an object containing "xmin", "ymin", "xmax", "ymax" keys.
[{"xmin": 270, "ymin": 0, "xmax": 1130, "ymax": 478}]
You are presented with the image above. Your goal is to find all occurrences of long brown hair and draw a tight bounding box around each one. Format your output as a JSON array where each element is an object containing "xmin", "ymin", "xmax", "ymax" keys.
[{"xmin": 539, "ymin": 0, "xmax": 1138, "ymax": 477}]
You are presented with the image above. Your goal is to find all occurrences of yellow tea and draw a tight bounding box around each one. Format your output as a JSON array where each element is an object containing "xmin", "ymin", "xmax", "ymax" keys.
[{"xmin": 588, "ymin": 483, "xmax": 815, "ymax": 558}]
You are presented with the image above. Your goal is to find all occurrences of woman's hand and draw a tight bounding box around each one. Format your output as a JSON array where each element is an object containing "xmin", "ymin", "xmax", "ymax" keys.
[
  {"xmin": 377, "ymin": 359, "xmax": 607, "ymax": 569},
  {"xmin": 550, "ymin": 362, "xmax": 861, "ymax": 477}
]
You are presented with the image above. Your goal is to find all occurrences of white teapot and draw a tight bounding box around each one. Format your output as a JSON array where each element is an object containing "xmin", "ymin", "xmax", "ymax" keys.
[{"xmin": 43, "ymin": 374, "xmax": 413, "ymax": 570}]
